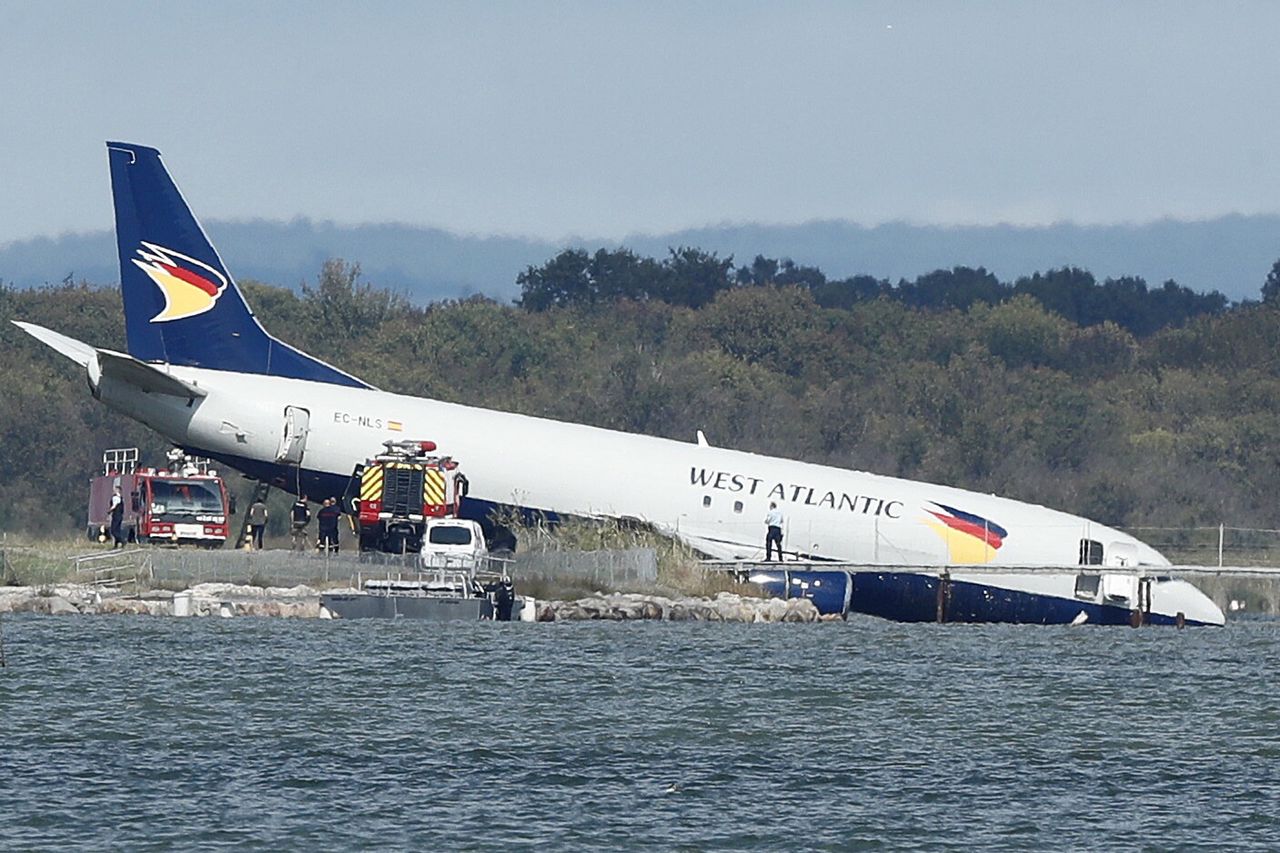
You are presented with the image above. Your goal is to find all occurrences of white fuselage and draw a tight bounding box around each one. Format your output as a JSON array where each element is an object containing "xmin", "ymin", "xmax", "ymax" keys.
[
  {"xmin": 98, "ymin": 363, "xmax": 1166, "ymax": 568},
  {"xmin": 70, "ymin": 352, "xmax": 1226, "ymax": 625}
]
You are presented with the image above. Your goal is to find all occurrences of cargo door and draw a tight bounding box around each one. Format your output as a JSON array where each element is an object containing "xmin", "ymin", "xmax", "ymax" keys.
[{"xmin": 277, "ymin": 406, "xmax": 310, "ymax": 465}]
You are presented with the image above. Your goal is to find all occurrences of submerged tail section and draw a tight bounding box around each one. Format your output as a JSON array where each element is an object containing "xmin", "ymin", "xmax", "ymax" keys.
[{"xmin": 106, "ymin": 142, "xmax": 372, "ymax": 389}]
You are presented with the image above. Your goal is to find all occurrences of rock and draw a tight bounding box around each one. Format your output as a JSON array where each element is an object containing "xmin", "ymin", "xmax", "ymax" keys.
[
  {"xmin": 0, "ymin": 591, "xmax": 36, "ymax": 614},
  {"xmin": 97, "ymin": 598, "xmax": 153, "ymax": 616},
  {"xmin": 666, "ymin": 603, "xmax": 692, "ymax": 621},
  {"xmin": 491, "ymin": 591, "xmax": 829, "ymax": 624},
  {"xmin": 47, "ymin": 596, "xmax": 79, "ymax": 615},
  {"xmin": 754, "ymin": 598, "xmax": 790, "ymax": 622},
  {"xmin": 782, "ymin": 599, "xmax": 820, "ymax": 622}
]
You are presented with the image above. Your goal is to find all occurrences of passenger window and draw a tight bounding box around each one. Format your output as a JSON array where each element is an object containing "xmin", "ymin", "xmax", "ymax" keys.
[
  {"xmin": 1074, "ymin": 573, "xmax": 1101, "ymax": 599},
  {"xmin": 733, "ymin": 501, "xmax": 743, "ymax": 513},
  {"xmin": 1078, "ymin": 539, "xmax": 1103, "ymax": 565},
  {"xmin": 702, "ymin": 495, "xmax": 711, "ymax": 508}
]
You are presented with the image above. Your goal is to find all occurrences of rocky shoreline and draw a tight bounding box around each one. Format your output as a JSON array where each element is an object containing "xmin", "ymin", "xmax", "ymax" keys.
[
  {"xmin": 536, "ymin": 592, "xmax": 825, "ymax": 622},
  {"xmin": 0, "ymin": 585, "xmax": 826, "ymax": 623}
]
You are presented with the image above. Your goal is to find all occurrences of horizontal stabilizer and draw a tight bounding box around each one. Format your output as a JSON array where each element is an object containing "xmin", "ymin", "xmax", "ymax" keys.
[
  {"xmin": 14, "ymin": 321, "xmax": 205, "ymax": 400},
  {"xmin": 94, "ymin": 348, "xmax": 207, "ymax": 399},
  {"xmin": 12, "ymin": 321, "xmax": 96, "ymax": 367}
]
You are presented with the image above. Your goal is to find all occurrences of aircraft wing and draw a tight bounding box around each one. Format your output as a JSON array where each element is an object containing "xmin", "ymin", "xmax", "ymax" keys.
[
  {"xmin": 674, "ymin": 531, "xmax": 765, "ymax": 561},
  {"xmin": 14, "ymin": 321, "xmax": 206, "ymax": 400}
]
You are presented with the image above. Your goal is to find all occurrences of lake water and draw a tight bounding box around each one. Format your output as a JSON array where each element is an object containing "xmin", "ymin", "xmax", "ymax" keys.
[{"xmin": 1, "ymin": 615, "xmax": 1278, "ymax": 850}]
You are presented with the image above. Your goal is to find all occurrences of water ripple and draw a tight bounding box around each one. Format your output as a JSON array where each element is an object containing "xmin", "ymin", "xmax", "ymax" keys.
[{"xmin": 1, "ymin": 615, "xmax": 1277, "ymax": 849}]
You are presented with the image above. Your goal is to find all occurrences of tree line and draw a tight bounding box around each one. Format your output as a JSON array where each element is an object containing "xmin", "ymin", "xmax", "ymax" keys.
[
  {"xmin": 518, "ymin": 248, "xmax": 1235, "ymax": 337},
  {"xmin": 2, "ymin": 254, "xmax": 1279, "ymax": 539}
]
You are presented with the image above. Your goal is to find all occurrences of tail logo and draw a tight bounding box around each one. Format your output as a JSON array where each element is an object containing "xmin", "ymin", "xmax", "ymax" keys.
[{"xmin": 131, "ymin": 242, "xmax": 228, "ymax": 323}]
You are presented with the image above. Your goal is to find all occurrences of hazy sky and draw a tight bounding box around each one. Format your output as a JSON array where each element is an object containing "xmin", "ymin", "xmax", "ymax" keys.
[{"xmin": 3, "ymin": 1, "xmax": 1278, "ymax": 244}]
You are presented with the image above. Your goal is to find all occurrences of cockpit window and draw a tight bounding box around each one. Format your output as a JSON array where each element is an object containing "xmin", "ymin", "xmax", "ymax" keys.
[{"xmin": 1078, "ymin": 539, "xmax": 1103, "ymax": 566}]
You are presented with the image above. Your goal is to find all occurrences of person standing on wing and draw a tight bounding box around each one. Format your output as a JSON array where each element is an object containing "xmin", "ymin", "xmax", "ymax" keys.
[{"xmin": 765, "ymin": 502, "xmax": 784, "ymax": 561}]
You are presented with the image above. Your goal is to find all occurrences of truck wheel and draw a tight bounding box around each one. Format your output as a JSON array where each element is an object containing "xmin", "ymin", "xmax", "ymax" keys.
[{"xmin": 384, "ymin": 531, "xmax": 408, "ymax": 555}]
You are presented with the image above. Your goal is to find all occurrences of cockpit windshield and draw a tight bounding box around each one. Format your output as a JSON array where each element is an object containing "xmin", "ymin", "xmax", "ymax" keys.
[{"xmin": 149, "ymin": 479, "xmax": 225, "ymax": 515}]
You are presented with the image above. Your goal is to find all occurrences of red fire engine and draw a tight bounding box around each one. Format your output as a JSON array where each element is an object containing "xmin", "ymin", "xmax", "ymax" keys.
[
  {"xmin": 88, "ymin": 448, "xmax": 233, "ymax": 547},
  {"xmin": 348, "ymin": 440, "xmax": 469, "ymax": 553}
]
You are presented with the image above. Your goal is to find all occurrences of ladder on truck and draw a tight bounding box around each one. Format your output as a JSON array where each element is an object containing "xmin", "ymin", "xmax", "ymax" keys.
[{"xmin": 103, "ymin": 447, "xmax": 139, "ymax": 475}]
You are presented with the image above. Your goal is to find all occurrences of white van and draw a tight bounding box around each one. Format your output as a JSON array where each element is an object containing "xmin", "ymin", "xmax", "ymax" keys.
[{"xmin": 420, "ymin": 518, "xmax": 488, "ymax": 569}]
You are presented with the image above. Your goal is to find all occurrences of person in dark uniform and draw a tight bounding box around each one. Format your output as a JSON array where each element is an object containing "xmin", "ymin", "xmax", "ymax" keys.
[
  {"xmin": 317, "ymin": 498, "xmax": 341, "ymax": 553},
  {"xmin": 290, "ymin": 495, "xmax": 311, "ymax": 552},
  {"xmin": 110, "ymin": 486, "xmax": 126, "ymax": 549}
]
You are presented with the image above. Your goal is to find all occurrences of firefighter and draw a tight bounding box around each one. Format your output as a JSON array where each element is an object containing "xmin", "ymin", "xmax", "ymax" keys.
[
  {"xmin": 290, "ymin": 495, "xmax": 311, "ymax": 552},
  {"xmin": 317, "ymin": 498, "xmax": 341, "ymax": 553},
  {"xmin": 110, "ymin": 486, "xmax": 125, "ymax": 549}
]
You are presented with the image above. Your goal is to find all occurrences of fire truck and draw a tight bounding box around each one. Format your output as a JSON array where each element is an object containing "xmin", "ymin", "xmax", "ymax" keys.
[
  {"xmin": 88, "ymin": 447, "xmax": 233, "ymax": 547},
  {"xmin": 348, "ymin": 440, "xmax": 469, "ymax": 554}
]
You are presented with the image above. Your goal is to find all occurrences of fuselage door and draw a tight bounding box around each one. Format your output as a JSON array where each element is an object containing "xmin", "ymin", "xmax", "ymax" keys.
[{"xmin": 277, "ymin": 406, "xmax": 311, "ymax": 465}]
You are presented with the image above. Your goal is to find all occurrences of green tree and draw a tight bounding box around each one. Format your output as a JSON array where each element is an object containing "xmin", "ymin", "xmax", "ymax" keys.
[
  {"xmin": 663, "ymin": 246, "xmax": 734, "ymax": 308},
  {"xmin": 1263, "ymin": 259, "xmax": 1280, "ymax": 305}
]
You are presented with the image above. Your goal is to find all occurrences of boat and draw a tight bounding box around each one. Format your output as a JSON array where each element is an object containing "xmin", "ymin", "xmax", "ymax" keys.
[{"xmin": 320, "ymin": 557, "xmax": 522, "ymax": 621}]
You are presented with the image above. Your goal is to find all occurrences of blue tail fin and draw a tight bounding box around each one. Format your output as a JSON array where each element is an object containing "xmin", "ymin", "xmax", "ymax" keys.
[{"xmin": 106, "ymin": 142, "xmax": 371, "ymax": 389}]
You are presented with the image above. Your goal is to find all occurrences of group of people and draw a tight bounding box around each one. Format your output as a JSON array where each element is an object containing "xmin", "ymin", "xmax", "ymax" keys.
[
  {"xmin": 243, "ymin": 494, "xmax": 344, "ymax": 552},
  {"xmin": 114, "ymin": 484, "xmax": 789, "ymax": 559}
]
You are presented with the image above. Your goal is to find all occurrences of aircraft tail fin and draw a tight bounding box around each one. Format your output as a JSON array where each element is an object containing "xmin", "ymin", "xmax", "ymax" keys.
[{"xmin": 106, "ymin": 142, "xmax": 372, "ymax": 389}]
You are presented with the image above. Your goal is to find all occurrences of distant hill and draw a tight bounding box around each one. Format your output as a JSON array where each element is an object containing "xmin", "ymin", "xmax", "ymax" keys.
[{"xmin": 3, "ymin": 215, "xmax": 1278, "ymax": 303}]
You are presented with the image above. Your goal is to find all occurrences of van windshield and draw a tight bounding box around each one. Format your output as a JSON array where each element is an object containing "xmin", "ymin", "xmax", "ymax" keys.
[{"xmin": 428, "ymin": 526, "xmax": 473, "ymax": 546}]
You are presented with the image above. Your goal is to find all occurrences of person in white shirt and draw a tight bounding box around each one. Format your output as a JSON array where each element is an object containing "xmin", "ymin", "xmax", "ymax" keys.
[{"xmin": 764, "ymin": 502, "xmax": 784, "ymax": 561}]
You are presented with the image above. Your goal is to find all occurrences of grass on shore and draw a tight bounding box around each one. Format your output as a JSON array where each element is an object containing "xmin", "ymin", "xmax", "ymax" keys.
[
  {"xmin": 2, "ymin": 519, "xmax": 761, "ymax": 601},
  {"xmin": 0, "ymin": 534, "xmax": 103, "ymax": 587},
  {"xmin": 497, "ymin": 514, "xmax": 762, "ymax": 600}
]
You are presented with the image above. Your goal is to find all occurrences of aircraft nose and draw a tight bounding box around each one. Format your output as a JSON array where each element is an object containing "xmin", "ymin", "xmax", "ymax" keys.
[{"xmin": 1160, "ymin": 579, "xmax": 1225, "ymax": 626}]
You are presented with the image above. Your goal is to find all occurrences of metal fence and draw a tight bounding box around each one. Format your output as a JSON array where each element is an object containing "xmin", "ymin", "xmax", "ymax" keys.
[
  {"xmin": 510, "ymin": 547, "xmax": 658, "ymax": 587},
  {"xmin": 137, "ymin": 546, "xmax": 657, "ymax": 588},
  {"xmin": 1120, "ymin": 526, "xmax": 1280, "ymax": 567},
  {"xmin": 146, "ymin": 548, "xmax": 418, "ymax": 586}
]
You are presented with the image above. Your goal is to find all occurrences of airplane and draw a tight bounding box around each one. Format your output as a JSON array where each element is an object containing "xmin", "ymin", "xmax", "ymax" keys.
[{"xmin": 14, "ymin": 142, "xmax": 1224, "ymax": 626}]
